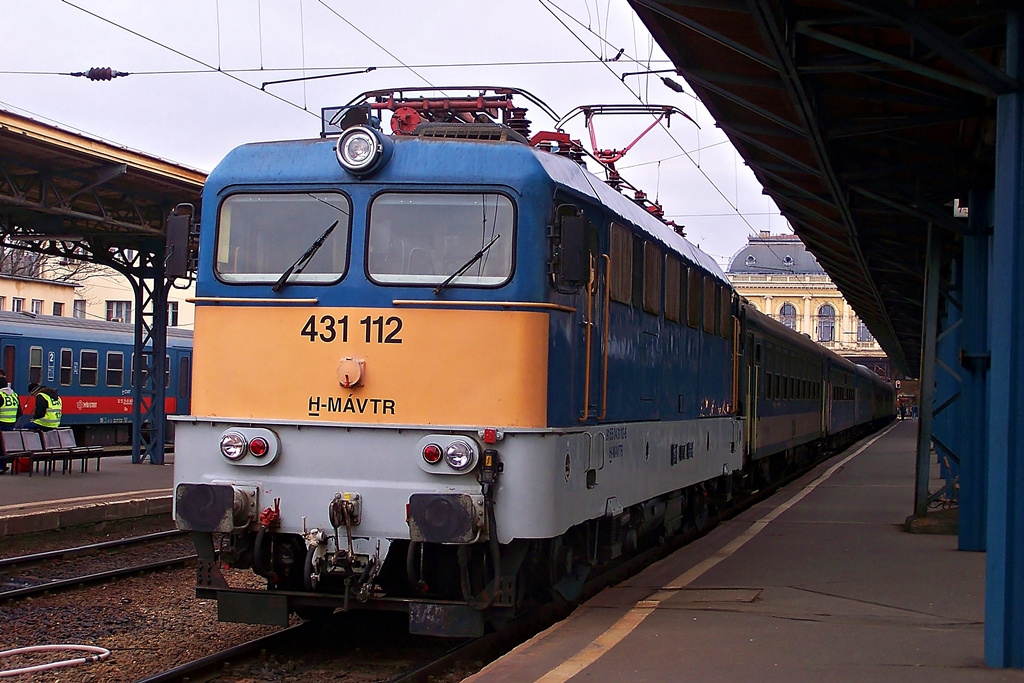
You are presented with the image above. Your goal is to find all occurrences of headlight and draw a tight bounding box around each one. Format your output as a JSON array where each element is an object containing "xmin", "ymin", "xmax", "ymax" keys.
[
  {"xmin": 445, "ymin": 440, "xmax": 475, "ymax": 471},
  {"xmin": 335, "ymin": 125, "xmax": 393, "ymax": 176},
  {"xmin": 220, "ymin": 431, "xmax": 247, "ymax": 460}
]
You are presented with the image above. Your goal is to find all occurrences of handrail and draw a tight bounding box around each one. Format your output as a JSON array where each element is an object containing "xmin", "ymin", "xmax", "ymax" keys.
[
  {"xmin": 599, "ymin": 254, "xmax": 611, "ymax": 420},
  {"xmin": 188, "ymin": 297, "xmax": 318, "ymax": 304},
  {"xmin": 579, "ymin": 255, "xmax": 595, "ymax": 423},
  {"xmin": 392, "ymin": 300, "xmax": 574, "ymax": 312}
]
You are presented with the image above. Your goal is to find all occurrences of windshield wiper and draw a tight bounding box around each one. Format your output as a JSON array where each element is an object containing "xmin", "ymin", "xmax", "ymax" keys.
[
  {"xmin": 433, "ymin": 234, "xmax": 501, "ymax": 296},
  {"xmin": 272, "ymin": 220, "xmax": 340, "ymax": 293}
]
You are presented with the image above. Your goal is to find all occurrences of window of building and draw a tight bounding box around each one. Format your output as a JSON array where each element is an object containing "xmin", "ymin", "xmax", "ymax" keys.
[
  {"xmin": 107, "ymin": 300, "xmax": 132, "ymax": 323},
  {"xmin": 30, "ymin": 299, "xmax": 42, "ymax": 315},
  {"xmin": 857, "ymin": 318, "xmax": 874, "ymax": 342},
  {"xmin": 0, "ymin": 296, "xmax": 5, "ymax": 311},
  {"xmin": 779, "ymin": 302, "xmax": 797, "ymax": 330},
  {"xmin": 817, "ymin": 304, "xmax": 836, "ymax": 342},
  {"xmin": 664, "ymin": 256, "xmax": 681, "ymax": 323},
  {"xmin": 12, "ymin": 298, "xmax": 24, "ymax": 313},
  {"xmin": 167, "ymin": 301, "xmax": 179, "ymax": 327},
  {"xmin": 73, "ymin": 300, "xmax": 86, "ymax": 319},
  {"xmin": 106, "ymin": 351, "xmax": 124, "ymax": 387},
  {"xmin": 783, "ymin": 255, "xmax": 794, "ymax": 267},
  {"xmin": 79, "ymin": 350, "xmax": 98, "ymax": 386},
  {"xmin": 52, "ymin": 302, "xmax": 64, "ymax": 316},
  {"xmin": 642, "ymin": 242, "xmax": 662, "ymax": 315},
  {"xmin": 745, "ymin": 255, "xmax": 756, "ymax": 266},
  {"xmin": 609, "ymin": 222, "xmax": 633, "ymax": 304},
  {"xmin": 60, "ymin": 348, "xmax": 73, "ymax": 386}
]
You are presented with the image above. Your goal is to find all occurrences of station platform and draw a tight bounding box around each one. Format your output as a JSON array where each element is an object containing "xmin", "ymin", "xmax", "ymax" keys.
[
  {"xmin": 0, "ymin": 455, "xmax": 173, "ymax": 536},
  {"xmin": 468, "ymin": 420, "xmax": 1023, "ymax": 682}
]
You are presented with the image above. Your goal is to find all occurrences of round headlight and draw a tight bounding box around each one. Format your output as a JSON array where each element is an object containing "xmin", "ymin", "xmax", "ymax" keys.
[
  {"xmin": 444, "ymin": 440, "xmax": 475, "ymax": 471},
  {"xmin": 335, "ymin": 125, "xmax": 391, "ymax": 175},
  {"xmin": 220, "ymin": 431, "xmax": 247, "ymax": 460}
]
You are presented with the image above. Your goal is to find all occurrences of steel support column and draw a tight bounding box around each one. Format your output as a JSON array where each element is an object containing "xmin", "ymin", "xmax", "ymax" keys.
[
  {"xmin": 986, "ymin": 9, "xmax": 1024, "ymax": 667},
  {"xmin": 913, "ymin": 224, "xmax": 941, "ymax": 519},
  {"xmin": 126, "ymin": 243, "xmax": 169, "ymax": 466},
  {"xmin": 959, "ymin": 188, "xmax": 991, "ymax": 551}
]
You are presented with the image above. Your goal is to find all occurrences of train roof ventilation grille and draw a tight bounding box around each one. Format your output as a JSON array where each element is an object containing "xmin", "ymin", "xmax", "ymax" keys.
[{"xmin": 412, "ymin": 122, "xmax": 528, "ymax": 144}]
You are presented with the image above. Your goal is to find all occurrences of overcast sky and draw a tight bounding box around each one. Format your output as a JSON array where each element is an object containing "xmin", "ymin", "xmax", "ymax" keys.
[{"xmin": 0, "ymin": 0, "xmax": 789, "ymax": 267}]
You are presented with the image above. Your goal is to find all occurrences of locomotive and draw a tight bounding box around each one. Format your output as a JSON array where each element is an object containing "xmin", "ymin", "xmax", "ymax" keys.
[
  {"xmin": 0, "ymin": 310, "xmax": 192, "ymax": 445},
  {"xmin": 172, "ymin": 88, "xmax": 893, "ymax": 636}
]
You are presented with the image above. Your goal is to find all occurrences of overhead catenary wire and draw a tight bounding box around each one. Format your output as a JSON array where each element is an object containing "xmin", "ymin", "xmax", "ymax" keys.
[{"xmin": 539, "ymin": 0, "xmax": 792, "ymax": 268}]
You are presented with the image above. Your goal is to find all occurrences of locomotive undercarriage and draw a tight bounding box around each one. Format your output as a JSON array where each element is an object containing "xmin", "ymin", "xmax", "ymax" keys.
[{"xmin": 192, "ymin": 476, "xmax": 729, "ymax": 635}]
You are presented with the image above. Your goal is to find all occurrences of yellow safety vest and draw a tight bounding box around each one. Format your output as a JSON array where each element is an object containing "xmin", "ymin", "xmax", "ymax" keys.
[
  {"xmin": 0, "ymin": 389, "xmax": 17, "ymax": 424},
  {"xmin": 35, "ymin": 393, "xmax": 62, "ymax": 429}
]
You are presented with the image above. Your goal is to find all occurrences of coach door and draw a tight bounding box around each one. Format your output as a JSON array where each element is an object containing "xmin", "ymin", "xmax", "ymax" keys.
[{"xmin": 747, "ymin": 334, "xmax": 760, "ymax": 459}]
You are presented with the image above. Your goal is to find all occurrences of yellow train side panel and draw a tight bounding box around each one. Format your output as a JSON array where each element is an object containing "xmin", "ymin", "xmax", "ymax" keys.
[{"xmin": 191, "ymin": 306, "xmax": 550, "ymax": 428}]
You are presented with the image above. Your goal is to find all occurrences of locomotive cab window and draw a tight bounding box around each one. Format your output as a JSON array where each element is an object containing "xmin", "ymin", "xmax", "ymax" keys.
[
  {"xmin": 367, "ymin": 192, "xmax": 514, "ymax": 286},
  {"xmin": 216, "ymin": 192, "xmax": 351, "ymax": 285}
]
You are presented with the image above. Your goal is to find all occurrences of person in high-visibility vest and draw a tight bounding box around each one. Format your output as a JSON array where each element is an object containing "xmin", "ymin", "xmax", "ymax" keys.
[
  {"xmin": 0, "ymin": 370, "xmax": 21, "ymax": 431},
  {"xmin": 27, "ymin": 383, "xmax": 62, "ymax": 431}
]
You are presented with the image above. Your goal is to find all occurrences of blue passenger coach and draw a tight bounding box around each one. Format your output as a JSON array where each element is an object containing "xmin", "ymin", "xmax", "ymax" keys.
[{"xmin": 0, "ymin": 311, "xmax": 192, "ymax": 445}]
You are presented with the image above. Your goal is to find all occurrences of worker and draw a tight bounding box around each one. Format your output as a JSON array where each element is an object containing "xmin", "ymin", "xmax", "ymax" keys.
[
  {"xmin": 27, "ymin": 382, "xmax": 62, "ymax": 431},
  {"xmin": 0, "ymin": 370, "xmax": 21, "ymax": 431}
]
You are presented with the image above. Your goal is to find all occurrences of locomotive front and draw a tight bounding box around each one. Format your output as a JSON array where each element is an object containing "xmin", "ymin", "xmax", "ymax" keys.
[{"xmin": 172, "ymin": 106, "xmax": 566, "ymax": 635}]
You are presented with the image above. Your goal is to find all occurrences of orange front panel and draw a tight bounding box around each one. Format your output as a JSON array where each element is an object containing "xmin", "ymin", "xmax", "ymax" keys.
[{"xmin": 192, "ymin": 306, "xmax": 549, "ymax": 427}]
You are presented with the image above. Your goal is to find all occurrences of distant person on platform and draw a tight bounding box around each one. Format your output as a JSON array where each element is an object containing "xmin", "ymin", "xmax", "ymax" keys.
[
  {"xmin": 898, "ymin": 402, "xmax": 906, "ymax": 420},
  {"xmin": 27, "ymin": 383, "xmax": 62, "ymax": 431},
  {"xmin": 0, "ymin": 371, "xmax": 21, "ymax": 431}
]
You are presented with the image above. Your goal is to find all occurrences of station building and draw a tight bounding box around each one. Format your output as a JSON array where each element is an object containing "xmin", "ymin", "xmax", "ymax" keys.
[{"xmin": 726, "ymin": 231, "xmax": 890, "ymax": 381}]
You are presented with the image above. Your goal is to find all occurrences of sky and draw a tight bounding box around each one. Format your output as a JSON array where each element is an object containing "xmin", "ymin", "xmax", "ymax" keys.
[{"xmin": 0, "ymin": 0, "xmax": 790, "ymax": 268}]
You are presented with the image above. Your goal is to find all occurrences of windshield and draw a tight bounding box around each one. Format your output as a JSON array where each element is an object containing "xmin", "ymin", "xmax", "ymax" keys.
[
  {"xmin": 367, "ymin": 192, "xmax": 514, "ymax": 286},
  {"xmin": 216, "ymin": 192, "xmax": 351, "ymax": 284}
]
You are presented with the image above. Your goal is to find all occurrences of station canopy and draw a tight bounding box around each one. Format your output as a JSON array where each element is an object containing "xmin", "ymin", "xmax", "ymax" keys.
[
  {"xmin": 0, "ymin": 109, "xmax": 204, "ymax": 248},
  {"xmin": 630, "ymin": 0, "xmax": 1009, "ymax": 376}
]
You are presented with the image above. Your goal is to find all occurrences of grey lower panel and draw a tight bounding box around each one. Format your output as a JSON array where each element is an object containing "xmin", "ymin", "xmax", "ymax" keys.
[
  {"xmin": 218, "ymin": 591, "xmax": 290, "ymax": 626},
  {"xmin": 409, "ymin": 602, "xmax": 484, "ymax": 638}
]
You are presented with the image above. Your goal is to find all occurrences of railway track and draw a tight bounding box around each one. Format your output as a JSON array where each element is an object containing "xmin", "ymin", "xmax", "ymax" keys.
[
  {"xmin": 131, "ymin": 442, "xmax": 853, "ymax": 682},
  {"xmin": 0, "ymin": 529, "xmax": 194, "ymax": 602}
]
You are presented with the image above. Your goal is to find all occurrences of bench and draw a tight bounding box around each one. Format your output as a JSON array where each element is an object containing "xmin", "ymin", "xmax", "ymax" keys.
[{"xmin": 0, "ymin": 428, "xmax": 102, "ymax": 476}]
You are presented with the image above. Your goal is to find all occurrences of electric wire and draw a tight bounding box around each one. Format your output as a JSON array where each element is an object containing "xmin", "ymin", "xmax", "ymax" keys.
[
  {"xmin": 540, "ymin": 0, "xmax": 792, "ymax": 268},
  {"xmin": 57, "ymin": 0, "xmax": 320, "ymax": 119}
]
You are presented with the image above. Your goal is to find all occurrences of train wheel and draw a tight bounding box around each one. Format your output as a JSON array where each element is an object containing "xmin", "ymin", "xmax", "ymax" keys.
[
  {"xmin": 548, "ymin": 532, "xmax": 589, "ymax": 601},
  {"xmin": 690, "ymin": 487, "xmax": 709, "ymax": 532}
]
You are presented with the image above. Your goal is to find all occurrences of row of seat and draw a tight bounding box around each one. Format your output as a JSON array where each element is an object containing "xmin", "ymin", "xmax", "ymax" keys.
[{"xmin": 0, "ymin": 428, "xmax": 103, "ymax": 476}]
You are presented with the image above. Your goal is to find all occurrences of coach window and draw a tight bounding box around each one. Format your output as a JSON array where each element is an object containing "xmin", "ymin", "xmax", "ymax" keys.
[
  {"xmin": 664, "ymin": 256, "xmax": 681, "ymax": 323},
  {"xmin": 165, "ymin": 354, "xmax": 171, "ymax": 388},
  {"xmin": 609, "ymin": 222, "xmax": 632, "ymax": 304},
  {"xmin": 106, "ymin": 352, "xmax": 124, "ymax": 387},
  {"xmin": 720, "ymin": 287, "xmax": 732, "ymax": 339},
  {"xmin": 80, "ymin": 350, "xmax": 98, "ymax": 387},
  {"xmin": 179, "ymin": 356, "xmax": 191, "ymax": 399},
  {"xmin": 29, "ymin": 346, "xmax": 42, "ymax": 385},
  {"xmin": 60, "ymin": 348, "xmax": 73, "ymax": 386},
  {"xmin": 216, "ymin": 192, "xmax": 351, "ymax": 285},
  {"xmin": 642, "ymin": 242, "xmax": 662, "ymax": 315},
  {"xmin": 686, "ymin": 268, "xmax": 701, "ymax": 328},
  {"xmin": 368, "ymin": 192, "xmax": 514, "ymax": 286}
]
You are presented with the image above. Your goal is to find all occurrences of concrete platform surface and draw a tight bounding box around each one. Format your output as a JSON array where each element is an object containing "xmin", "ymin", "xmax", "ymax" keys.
[
  {"xmin": 467, "ymin": 421, "xmax": 1024, "ymax": 682},
  {"xmin": 0, "ymin": 455, "xmax": 173, "ymax": 535}
]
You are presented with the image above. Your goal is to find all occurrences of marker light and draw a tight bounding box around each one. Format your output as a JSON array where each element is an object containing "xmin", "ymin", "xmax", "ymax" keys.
[
  {"xmin": 444, "ymin": 440, "xmax": 475, "ymax": 471},
  {"xmin": 335, "ymin": 125, "xmax": 393, "ymax": 177},
  {"xmin": 220, "ymin": 432, "xmax": 247, "ymax": 460},
  {"xmin": 248, "ymin": 437, "xmax": 270, "ymax": 457},
  {"xmin": 422, "ymin": 443, "xmax": 443, "ymax": 464}
]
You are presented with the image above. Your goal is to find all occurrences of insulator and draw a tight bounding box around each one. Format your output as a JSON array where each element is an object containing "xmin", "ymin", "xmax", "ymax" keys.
[
  {"xmin": 506, "ymin": 108, "xmax": 532, "ymax": 139},
  {"xmin": 88, "ymin": 67, "xmax": 113, "ymax": 81}
]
